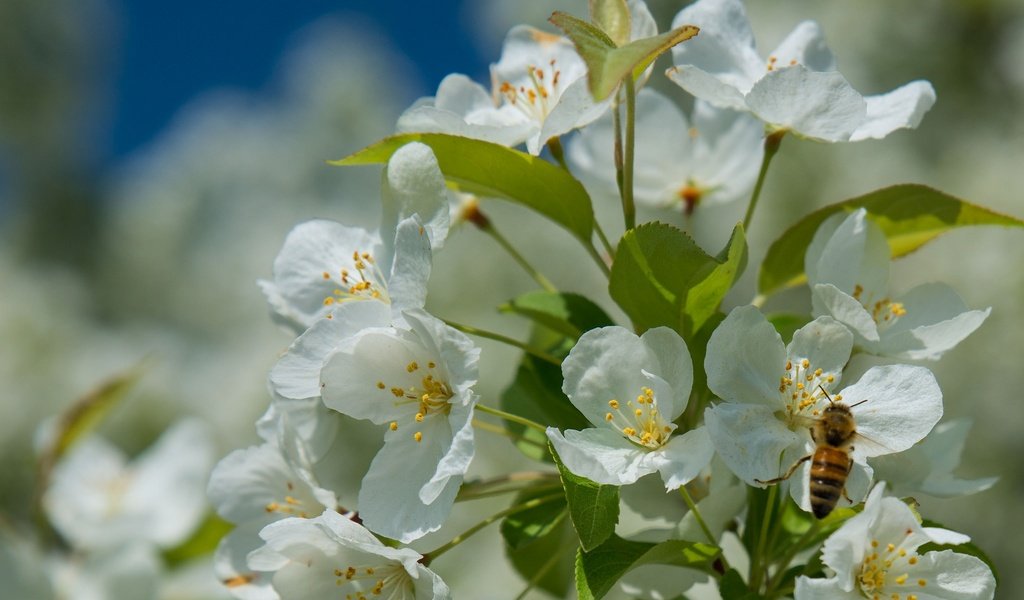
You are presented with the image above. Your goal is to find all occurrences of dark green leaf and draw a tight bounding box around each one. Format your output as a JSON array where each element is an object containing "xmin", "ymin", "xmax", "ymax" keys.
[
  {"xmin": 507, "ymin": 517, "xmax": 577, "ymax": 597},
  {"xmin": 609, "ymin": 222, "xmax": 746, "ymax": 337},
  {"xmin": 758, "ymin": 184, "xmax": 1024, "ymax": 295},
  {"xmin": 590, "ymin": 0, "xmax": 631, "ymax": 46},
  {"xmin": 500, "ymin": 291, "xmax": 614, "ymax": 340},
  {"xmin": 552, "ymin": 445, "xmax": 619, "ymax": 551},
  {"xmin": 501, "ymin": 487, "xmax": 569, "ymax": 550},
  {"xmin": 920, "ymin": 519, "xmax": 1000, "ymax": 585},
  {"xmin": 575, "ymin": 534, "xmax": 720, "ymax": 599},
  {"xmin": 330, "ymin": 133, "xmax": 595, "ymax": 243},
  {"xmin": 500, "ymin": 353, "xmax": 588, "ymax": 462},
  {"xmin": 550, "ymin": 12, "xmax": 700, "ymax": 101},
  {"xmin": 719, "ymin": 569, "xmax": 759, "ymax": 600}
]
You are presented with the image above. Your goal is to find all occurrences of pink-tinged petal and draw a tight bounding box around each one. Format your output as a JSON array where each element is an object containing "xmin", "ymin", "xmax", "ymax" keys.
[
  {"xmin": 850, "ymin": 80, "xmax": 936, "ymax": 142},
  {"xmin": 746, "ymin": 67, "xmax": 866, "ymax": 142}
]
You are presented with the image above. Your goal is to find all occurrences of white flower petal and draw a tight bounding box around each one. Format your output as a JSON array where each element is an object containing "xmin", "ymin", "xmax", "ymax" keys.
[
  {"xmin": 904, "ymin": 550, "xmax": 996, "ymax": 599},
  {"xmin": 850, "ymin": 80, "xmax": 937, "ymax": 142},
  {"xmin": 214, "ymin": 523, "xmax": 278, "ymax": 600},
  {"xmin": 629, "ymin": 0, "xmax": 658, "ymax": 41},
  {"xmin": 923, "ymin": 528, "xmax": 971, "ymax": 546},
  {"xmin": 358, "ymin": 412, "xmax": 469, "ymax": 543},
  {"xmin": 654, "ymin": 426, "xmax": 715, "ymax": 490},
  {"xmin": 787, "ymin": 316, "xmax": 854, "ymax": 381},
  {"xmin": 419, "ymin": 403, "xmax": 476, "ymax": 504},
  {"xmin": 704, "ymin": 403, "xmax": 803, "ymax": 485},
  {"xmin": 704, "ymin": 305, "xmax": 786, "ymax": 407},
  {"xmin": 766, "ymin": 21, "xmax": 836, "ymax": 72},
  {"xmin": 270, "ymin": 301, "xmax": 391, "ymax": 401},
  {"xmin": 689, "ymin": 100, "xmax": 765, "ymax": 205},
  {"xmin": 380, "ymin": 143, "xmax": 450, "ymax": 252},
  {"xmin": 665, "ymin": 65, "xmax": 750, "ymax": 112},
  {"xmin": 669, "ymin": 0, "xmax": 764, "ymax": 94},
  {"xmin": 842, "ymin": 365, "xmax": 942, "ymax": 457},
  {"xmin": 533, "ymin": 77, "xmax": 610, "ymax": 154},
  {"xmin": 387, "ymin": 217, "xmax": 434, "ymax": 318},
  {"xmin": 794, "ymin": 576, "xmax": 860, "ymax": 600},
  {"xmin": 810, "ymin": 208, "xmax": 891, "ymax": 300},
  {"xmin": 546, "ymin": 427, "xmax": 654, "ymax": 486},
  {"xmin": 879, "ymin": 282, "xmax": 990, "ymax": 360},
  {"xmin": 811, "ymin": 284, "xmax": 880, "ymax": 342},
  {"xmin": 256, "ymin": 398, "xmax": 341, "ymax": 462},
  {"xmin": 746, "ymin": 67, "xmax": 866, "ymax": 142}
]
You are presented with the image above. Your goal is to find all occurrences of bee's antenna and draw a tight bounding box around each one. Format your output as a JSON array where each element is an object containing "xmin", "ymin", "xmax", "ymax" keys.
[
  {"xmin": 817, "ymin": 384, "xmax": 836, "ymax": 406},
  {"xmin": 848, "ymin": 398, "xmax": 869, "ymax": 409}
]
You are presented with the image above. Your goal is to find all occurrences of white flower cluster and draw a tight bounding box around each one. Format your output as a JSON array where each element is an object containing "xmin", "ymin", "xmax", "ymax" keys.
[{"xmin": 203, "ymin": 0, "xmax": 1000, "ymax": 598}]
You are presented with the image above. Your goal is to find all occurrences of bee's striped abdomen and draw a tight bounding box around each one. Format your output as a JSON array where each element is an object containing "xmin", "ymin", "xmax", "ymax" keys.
[{"xmin": 809, "ymin": 446, "xmax": 850, "ymax": 519}]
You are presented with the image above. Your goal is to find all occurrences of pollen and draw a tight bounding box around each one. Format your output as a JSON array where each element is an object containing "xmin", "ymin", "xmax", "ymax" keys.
[
  {"xmin": 322, "ymin": 271, "xmax": 331, "ymax": 279},
  {"xmin": 376, "ymin": 381, "xmax": 385, "ymax": 389},
  {"xmin": 414, "ymin": 431, "xmax": 423, "ymax": 443},
  {"xmin": 415, "ymin": 412, "xmax": 424, "ymax": 422},
  {"xmin": 389, "ymin": 421, "xmax": 398, "ymax": 431},
  {"xmin": 428, "ymin": 361, "xmax": 436, "ymax": 369},
  {"xmin": 608, "ymin": 399, "xmax": 619, "ymax": 409},
  {"xmin": 406, "ymin": 361, "xmax": 419, "ymax": 372}
]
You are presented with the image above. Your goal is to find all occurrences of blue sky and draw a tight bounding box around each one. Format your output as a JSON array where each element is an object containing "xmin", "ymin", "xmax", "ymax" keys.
[{"xmin": 109, "ymin": 1, "xmax": 489, "ymax": 159}]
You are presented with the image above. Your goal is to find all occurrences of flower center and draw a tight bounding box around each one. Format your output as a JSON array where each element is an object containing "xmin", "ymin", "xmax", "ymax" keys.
[
  {"xmin": 604, "ymin": 386, "xmax": 675, "ymax": 449},
  {"xmin": 321, "ymin": 250, "xmax": 390, "ymax": 309},
  {"xmin": 379, "ymin": 361, "xmax": 452, "ymax": 444},
  {"xmin": 264, "ymin": 480, "xmax": 318, "ymax": 518},
  {"xmin": 329, "ymin": 561, "xmax": 413, "ymax": 599},
  {"xmin": 857, "ymin": 535, "xmax": 927, "ymax": 600},
  {"xmin": 498, "ymin": 60, "xmax": 564, "ymax": 123},
  {"xmin": 852, "ymin": 284, "xmax": 907, "ymax": 331},
  {"xmin": 765, "ymin": 55, "xmax": 799, "ymax": 72},
  {"xmin": 779, "ymin": 358, "xmax": 837, "ymax": 421},
  {"xmin": 677, "ymin": 183, "xmax": 703, "ymax": 216}
]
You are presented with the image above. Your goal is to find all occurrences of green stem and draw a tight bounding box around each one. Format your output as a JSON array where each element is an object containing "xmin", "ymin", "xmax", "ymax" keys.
[
  {"xmin": 547, "ymin": 137, "xmax": 569, "ymax": 170},
  {"xmin": 765, "ymin": 520, "xmax": 823, "ymax": 596},
  {"xmin": 457, "ymin": 471, "xmax": 560, "ymax": 502},
  {"xmin": 480, "ymin": 222, "xmax": 558, "ymax": 292},
  {"xmin": 471, "ymin": 419, "xmax": 546, "ymax": 450},
  {"xmin": 679, "ymin": 486, "xmax": 730, "ymax": 572},
  {"xmin": 475, "ymin": 403, "xmax": 548, "ymax": 433},
  {"xmin": 593, "ymin": 219, "xmax": 615, "ymax": 258},
  {"xmin": 750, "ymin": 484, "xmax": 778, "ymax": 591},
  {"xmin": 585, "ymin": 243, "xmax": 612, "ymax": 278},
  {"xmin": 621, "ymin": 78, "xmax": 637, "ymax": 231},
  {"xmin": 443, "ymin": 320, "xmax": 562, "ymax": 367},
  {"xmin": 742, "ymin": 130, "xmax": 785, "ymax": 232},
  {"xmin": 424, "ymin": 492, "xmax": 564, "ymax": 562}
]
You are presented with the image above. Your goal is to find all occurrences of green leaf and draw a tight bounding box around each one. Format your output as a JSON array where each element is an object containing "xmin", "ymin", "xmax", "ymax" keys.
[
  {"xmin": 507, "ymin": 516, "xmax": 577, "ymax": 597},
  {"xmin": 163, "ymin": 512, "xmax": 233, "ymax": 567},
  {"xmin": 590, "ymin": 0, "xmax": 631, "ymax": 46},
  {"xmin": 500, "ymin": 353, "xmax": 588, "ymax": 463},
  {"xmin": 609, "ymin": 222, "xmax": 746, "ymax": 337},
  {"xmin": 766, "ymin": 312, "xmax": 811, "ymax": 345},
  {"xmin": 501, "ymin": 487, "xmax": 569, "ymax": 551},
  {"xmin": 550, "ymin": 12, "xmax": 700, "ymax": 101},
  {"xmin": 551, "ymin": 444, "xmax": 619, "ymax": 551},
  {"xmin": 758, "ymin": 184, "xmax": 1024, "ymax": 295},
  {"xmin": 331, "ymin": 133, "xmax": 595, "ymax": 243},
  {"xmin": 575, "ymin": 534, "xmax": 720, "ymax": 599},
  {"xmin": 718, "ymin": 569, "xmax": 759, "ymax": 600},
  {"xmin": 500, "ymin": 291, "xmax": 614, "ymax": 340}
]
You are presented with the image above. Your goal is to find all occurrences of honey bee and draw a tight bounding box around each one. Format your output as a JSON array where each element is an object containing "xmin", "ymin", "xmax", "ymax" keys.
[{"xmin": 756, "ymin": 386, "xmax": 873, "ymax": 519}]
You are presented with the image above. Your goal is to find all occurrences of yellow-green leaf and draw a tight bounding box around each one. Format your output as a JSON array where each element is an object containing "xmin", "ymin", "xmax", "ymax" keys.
[{"xmin": 589, "ymin": 0, "xmax": 631, "ymax": 46}]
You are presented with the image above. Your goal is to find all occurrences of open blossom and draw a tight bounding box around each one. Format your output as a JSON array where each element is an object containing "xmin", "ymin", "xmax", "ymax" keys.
[
  {"xmin": 568, "ymin": 88, "xmax": 763, "ymax": 212},
  {"xmin": 546, "ymin": 326, "xmax": 714, "ymax": 490},
  {"xmin": 259, "ymin": 142, "xmax": 447, "ymax": 333},
  {"xmin": 869, "ymin": 419, "xmax": 997, "ymax": 499},
  {"xmin": 703, "ymin": 306, "xmax": 943, "ymax": 511},
  {"xmin": 248, "ymin": 510, "xmax": 450, "ymax": 600},
  {"xmin": 397, "ymin": 1, "xmax": 656, "ymax": 155},
  {"xmin": 667, "ymin": 0, "xmax": 935, "ymax": 142},
  {"xmin": 43, "ymin": 419, "xmax": 213, "ymax": 551},
  {"xmin": 807, "ymin": 208, "xmax": 990, "ymax": 360},
  {"xmin": 319, "ymin": 308, "xmax": 480, "ymax": 543},
  {"xmin": 795, "ymin": 484, "xmax": 996, "ymax": 599}
]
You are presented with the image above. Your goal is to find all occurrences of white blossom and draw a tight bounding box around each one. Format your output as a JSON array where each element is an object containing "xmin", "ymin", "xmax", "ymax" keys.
[
  {"xmin": 667, "ymin": 0, "xmax": 935, "ymax": 142},
  {"xmin": 704, "ymin": 306, "xmax": 942, "ymax": 511},
  {"xmin": 795, "ymin": 484, "xmax": 995, "ymax": 599},
  {"xmin": 547, "ymin": 326, "xmax": 714, "ymax": 490},
  {"xmin": 807, "ymin": 208, "xmax": 990, "ymax": 360}
]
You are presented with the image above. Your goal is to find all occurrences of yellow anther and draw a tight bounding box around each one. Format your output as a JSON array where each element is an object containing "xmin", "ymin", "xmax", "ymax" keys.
[
  {"xmin": 605, "ymin": 413, "xmax": 613, "ymax": 421},
  {"xmin": 428, "ymin": 361, "xmax": 436, "ymax": 369},
  {"xmin": 346, "ymin": 566, "xmax": 356, "ymax": 579},
  {"xmin": 895, "ymin": 574, "xmax": 908, "ymax": 585},
  {"xmin": 801, "ymin": 359, "xmax": 810, "ymax": 368},
  {"xmin": 608, "ymin": 399, "xmax": 619, "ymax": 409},
  {"xmin": 415, "ymin": 413, "xmax": 424, "ymax": 422},
  {"xmin": 322, "ymin": 271, "xmax": 331, "ymax": 279},
  {"xmin": 324, "ymin": 297, "xmax": 335, "ymax": 305},
  {"xmin": 887, "ymin": 543, "xmax": 896, "ymax": 552},
  {"xmin": 407, "ymin": 361, "xmax": 419, "ymax": 372},
  {"xmin": 391, "ymin": 387, "xmax": 404, "ymax": 397},
  {"xmin": 898, "ymin": 549, "xmax": 907, "ymax": 557},
  {"xmin": 871, "ymin": 540, "xmax": 879, "ymax": 548},
  {"xmin": 623, "ymin": 427, "xmax": 636, "ymax": 436},
  {"xmin": 827, "ymin": 374, "xmax": 835, "ymax": 382},
  {"xmin": 786, "ymin": 360, "xmax": 792, "ymax": 370},
  {"xmin": 414, "ymin": 431, "xmax": 423, "ymax": 443},
  {"xmin": 376, "ymin": 381, "xmax": 385, "ymax": 389},
  {"xmin": 366, "ymin": 567, "xmax": 375, "ymax": 575},
  {"xmin": 908, "ymin": 557, "xmax": 917, "ymax": 565},
  {"xmin": 635, "ymin": 408, "xmax": 643, "ymax": 417},
  {"xmin": 917, "ymin": 579, "xmax": 926, "ymax": 587},
  {"xmin": 389, "ymin": 421, "xmax": 398, "ymax": 431}
]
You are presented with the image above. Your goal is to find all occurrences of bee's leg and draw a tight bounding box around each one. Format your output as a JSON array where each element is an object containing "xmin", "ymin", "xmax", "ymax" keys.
[
  {"xmin": 841, "ymin": 456, "xmax": 854, "ymax": 503},
  {"xmin": 755, "ymin": 454, "xmax": 811, "ymax": 486}
]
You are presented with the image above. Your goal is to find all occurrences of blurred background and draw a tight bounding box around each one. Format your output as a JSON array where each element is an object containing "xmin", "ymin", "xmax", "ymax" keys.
[{"xmin": 1, "ymin": 0, "xmax": 1022, "ymax": 597}]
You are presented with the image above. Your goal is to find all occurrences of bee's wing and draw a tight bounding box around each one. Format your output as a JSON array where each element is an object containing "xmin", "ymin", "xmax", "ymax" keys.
[{"xmin": 851, "ymin": 431, "xmax": 895, "ymax": 457}]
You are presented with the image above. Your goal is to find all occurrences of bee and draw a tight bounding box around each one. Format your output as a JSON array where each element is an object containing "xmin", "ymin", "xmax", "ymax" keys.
[{"xmin": 756, "ymin": 386, "xmax": 872, "ymax": 519}]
